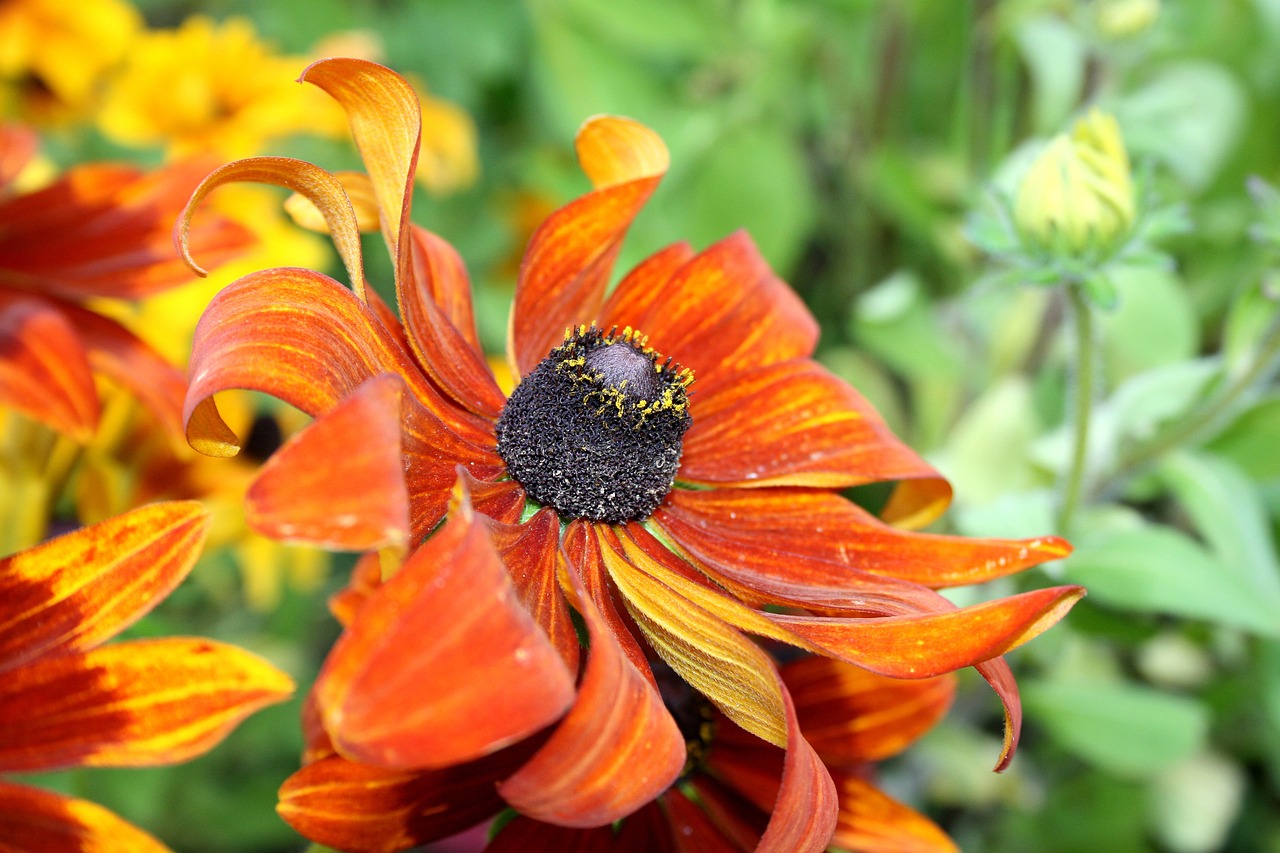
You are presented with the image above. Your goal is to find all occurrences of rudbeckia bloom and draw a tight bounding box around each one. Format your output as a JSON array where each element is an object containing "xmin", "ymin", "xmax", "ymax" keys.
[
  {"xmin": 0, "ymin": 123, "xmax": 251, "ymax": 445},
  {"xmin": 177, "ymin": 58, "xmax": 1083, "ymax": 851},
  {"xmin": 0, "ymin": 501, "xmax": 294, "ymax": 850}
]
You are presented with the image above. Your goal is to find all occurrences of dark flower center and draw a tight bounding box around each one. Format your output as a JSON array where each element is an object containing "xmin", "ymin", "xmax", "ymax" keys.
[{"xmin": 495, "ymin": 325, "xmax": 693, "ymax": 523}]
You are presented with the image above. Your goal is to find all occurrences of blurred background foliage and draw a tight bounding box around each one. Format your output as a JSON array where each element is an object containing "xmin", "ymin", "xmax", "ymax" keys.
[{"xmin": 4, "ymin": 0, "xmax": 1280, "ymax": 851}]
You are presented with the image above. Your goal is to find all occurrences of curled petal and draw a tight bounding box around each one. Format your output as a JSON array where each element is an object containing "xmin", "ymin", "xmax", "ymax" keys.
[
  {"xmin": 461, "ymin": 470, "xmax": 526, "ymax": 524},
  {"xmin": 0, "ymin": 637, "xmax": 294, "ymax": 772},
  {"xmin": 285, "ymin": 170, "xmax": 382, "ymax": 234},
  {"xmin": 0, "ymin": 295, "xmax": 98, "ymax": 441},
  {"xmin": 176, "ymin": 156, "xmax": 369, "ymax": 300},
  {"xmin": 603, "ymin": 233, "xmax": 817, "ymax": 381},
  {"xmin": 316, "ymin": 482, "xmax": 575, "ymax": 769},
  {"xmin": 679, "ymin": 359, "xmax": 949, "ymax": 505},
  {"xmin": 400, "ymin": 225, "xmax": 505, "ymax": 418},
  {"xmin": 977, "ymin": 656, "xmax": 1022, "ymax": 772},
  {"xmin": 486, "ymin": 510, "xmax": 580, "ymax": 673},
  {"xmin": 246, "ymin": 374, "xmax": 410, "ymax": 551},
  {"xmin": 277, "ymin": 750, "xmax": 525, "ymax": 853},
  {"xmin": 0, "ymin": 781, "xmax": 170, "ymax": 853},
  {"xmin": 829, "ymin": 771, "xmax": 959, "ymax": 853},
  {"xmin": 301, "ymin": 58, "xmax": 420, "ymax": 292},
  {"xmin": 0, "ymin": 501, "xmax": 210, "ymax": 674},
  {"xmin": 327, "ymin": 552, "xmax": 384, "ymax": 629},
  {"xmin": 498, "ymin": 541, "xmax": 684, "ymax": 827},
  {"xmin": 782, "ymin": 657, "xmax": 956, "ymax": 763},
  {"xmin": 657, "ymin": 487, "xmax": 1069, "ymax": 590},
  {"xmin": 768, "ymin": 586, "xmax": 1086, "ymax": 680},
  {"xmin": 510, "ymin": 116, "xmax": 668, "ymax": 375}
]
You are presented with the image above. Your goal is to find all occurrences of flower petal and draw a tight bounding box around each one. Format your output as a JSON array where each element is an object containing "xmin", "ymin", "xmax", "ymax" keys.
[
  {"xmin": 767, "ymin": 586, "xmax": 1086, "ymax": 680},
  {"xmin": 284, "ymin": 170, "xmax": 382, "ymax": 234},
  {"xmin": 0, "ymin": 501, "xmax": 209, "ymax": 674},
  {"xmin": 782, "ymin": 657, "xmax": 956, "ymax": 763},
  {"xmin": 976, "ymin": 656, "xmax": 1023, "ymax": 772},
  {"xmin": 0, "ymin": 125, "xmax": 38, "ymax": 188},
  {"xmin": 679, "ymin": 360, "xmax": 949, "ymax": 507},
  {"xmin": 487, "ymin": 816, "xmax": 617, "ymax": 853},
  {"xmin": 462, "ymin": 470, "xmax": 526, "ymax": 524},
  {"xmin": 175, "ymin": 156, "xmax": 369, "ymax": 299},
  {"xmin": 183, "ymin": 266, "xmax": 500, "ymax": 534},
  {"xmin": 0, "ymin": 781, "xmax": 170, "ymax": 853},
  {"xmin": 0, "ymin": 637, "xmax": 294, "ymax": 772},
  {"xmin": 656, "ymin": 487, "xmax": 1070, "ymax": 590},
  {"xmin": 246, "ymin": 374, "xmax": 410, "ymax": 550},
  {"xmin": 399, "ymin": 224, "xmax": 505, "ymax": 418},
  {"xmin": 497, "ymin": 538, "xmax": 684, "ymax": 827},
  {"xmin": 300, "ymin": 58, "xmax": 419, "ymax": 293},
  {"xmin": 277, "ymin": 750, "xmax": 525, "ymax": 853},
  {"xmin": 0, "ymin": 159, "xmax": 252, "ymax": 299},
  {"xmin": 829, "ymin": 771, "xmax": 959, "ymax": 853},
  {"xmin": 602, "ymin": 232, "xmax": 817, "ymax": 381},
  {"xmin": 486, "ymin": 509, "xmax": 580, "ymax": 673},
  {"xmin": 57, "ymin": 299, "xmax": 189, "ymax": 443},
  {"xmin": 315, "ymin": 481, "xmax": 575, "ymax": 769},
  {"xmin": 510, "ymin": 116, "xmax": 668, "ymax": 375},
  {"xmin": 0, "ymin": 295, "xmax": 98, "ymax": 441}
]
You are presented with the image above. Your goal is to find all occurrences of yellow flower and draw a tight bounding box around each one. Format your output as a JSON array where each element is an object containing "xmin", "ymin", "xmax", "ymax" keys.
[
  {"xmin": 0, "ymin": 0, "xmax": 140, "ymax": 123},
  {"xmin": 97, "ymin": 15, "xmax": 345, "ymax": 157},
  {"xmin": 1015, "ymin": 108, "xmax": 1136, "ymax": 258},
  {"xmin": 416, "ymin": 87, "xmax": 479, "ymax": 195}
]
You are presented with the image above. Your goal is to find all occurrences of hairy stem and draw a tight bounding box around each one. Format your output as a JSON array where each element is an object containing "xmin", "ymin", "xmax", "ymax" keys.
[{"xmin": 1057, "ymin": 284, "xmax": 1096, "ymax": 535}]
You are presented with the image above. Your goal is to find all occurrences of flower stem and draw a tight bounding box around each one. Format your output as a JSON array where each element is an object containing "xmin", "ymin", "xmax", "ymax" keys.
[{"xmin": 1057, "ymin": 283, "xmax": 1096, "ymax": 535}]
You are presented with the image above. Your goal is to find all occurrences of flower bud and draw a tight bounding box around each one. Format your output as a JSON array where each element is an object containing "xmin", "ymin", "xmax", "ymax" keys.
[{"xmin": 1014, "ymin": 108, "xmax": 1136, "ymax": 259}]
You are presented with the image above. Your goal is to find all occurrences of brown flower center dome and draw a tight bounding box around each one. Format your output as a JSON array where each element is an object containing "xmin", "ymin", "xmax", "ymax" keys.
[{"xmin": 495, "ymin": 326, "xmax": 693, "ymax": 523}]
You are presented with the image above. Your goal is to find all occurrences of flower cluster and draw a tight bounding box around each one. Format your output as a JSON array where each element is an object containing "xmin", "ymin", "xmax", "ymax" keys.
[{"xmin": 174, "ymin": 58, "xmax": 1083, "ymax": 851}]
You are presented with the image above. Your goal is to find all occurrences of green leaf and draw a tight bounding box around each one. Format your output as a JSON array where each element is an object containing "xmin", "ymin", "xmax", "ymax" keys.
[
  {"xmin": 1098, "ymin": 265, "xmax": 1199, "ymax": 382},
  {"xmin": 1022, "ymin": 679, "xmax": 1209, "ymax": 778},
  {"xmin": 1107, "ymin": 358, "xmax": 1221, "ymax": 446},
  {"xmin": 1208, "ymin": 396, "xmax": 1280, "ymax": 480},
  {"xmin": 1157, "ymin": 451, "xmax": 1280, "ymax": 608},
  {"xmin": 1064, "ymin": 524, "xmax": 1280, "ymax": 637}
]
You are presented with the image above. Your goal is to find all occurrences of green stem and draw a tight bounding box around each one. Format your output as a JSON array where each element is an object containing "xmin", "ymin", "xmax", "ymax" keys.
[
  {"xmin": 1057, "ymin": 284, "xmax": 1096, "ymax": 535},
  {"xmin": 1111, "ymin": 308, "xmax": 1280, "ymax": 482}
]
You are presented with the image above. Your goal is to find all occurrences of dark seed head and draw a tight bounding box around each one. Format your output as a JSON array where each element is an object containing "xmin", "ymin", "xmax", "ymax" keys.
[{"xmin": 495, "ymin": 325, "xmax": 693, "ymax": 523}]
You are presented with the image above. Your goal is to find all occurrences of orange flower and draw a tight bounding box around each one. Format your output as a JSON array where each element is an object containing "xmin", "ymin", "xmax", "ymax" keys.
[
  {"xmin": 176, "ymin": 59, "xmax": 1083, "ymax": 851},
  {"xmin": 0, "ymin": 123, "xmax": 252, "ymax": 443},
  {"xmin": 0, "ymin": 501, "xmax": 294, "ymax": 849}
]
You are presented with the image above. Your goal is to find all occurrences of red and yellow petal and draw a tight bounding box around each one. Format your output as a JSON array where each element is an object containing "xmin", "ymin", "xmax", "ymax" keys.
[
  {"xmin": 0, "ymin": 781, "xmax": 170, "ymax": 853},
  {"xmin": 603, "ymin": 232, "xmax": 818, "ymax": 381},
  {"xmin": 678, "ymin": 359, "xmax": 949, "ymax": 508},
  {"xmin": 315, "ymin": 482, "xmax": 575, "ymax": 770},
  {"xmin": 829, "ymin": 771, "xmax": 959, "ymax": 853},
  {"xmin": 0, "ymin": 125, "xmax": 38, "ymax": 189},
  {"xmin": 0, "ymin": 294, "xmax": 98, "ymax": 441},
  {"xmin": 0, "ymin": 501, "xmax": 210, "ymax": 674},
  {"xmin": 510, "ymin": 116, "xmax": 669, "ymax": 376},
  {"xmin": 497, "ymin": 543, "xmax": 684, "ymax": 827},
  {"xmin": 176, "ymin": 156, "xmax": 369, "ymax": 299},
  {"xmin": 782, "ymin": 657, "xmax": 956, "ymax": 764},
  {"xmin": 0, "ymin": 637, "xmax": 293, "ymax": 772},
  {"xmin": 277, "ymin": 750, "xmax": 525, "ymax": 853},
  {"xmin": 0, "ymin": 159, "xmax": 252, "ymax": 300},
  {"xmin": 246, "ymin": 373, "xmax": 410, "ymax": 551},
  {"xmin": 300, "ymin": 58, "xmax": 420, "ymax": 291},
  {"xmin": 656, "ymin": 487, "xmax": 1070, "ymax": 590}
]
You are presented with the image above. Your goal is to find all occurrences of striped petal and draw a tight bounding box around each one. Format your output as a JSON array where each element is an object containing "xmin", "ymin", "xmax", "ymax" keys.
[
  {"xmin": 315, "ymin": 482, "xmax": 575, "ymax": 769},
  {"xmin": 487, "ymin": 817, "xmax": 617, "ymax": 853},
  {"xmin": 0, "ymin": 637, "xmax": 293, "ymax": 772},
  {"xmin": 656, "ymin": 487, "xmax": 1069, "ymax": 590},
  {"xmin": 782, "ymin": 657, "xmax": 956, "ymax": 763},
  {"xmin": 510, "ymin": 116, "xmax": 669, "ymax": 375},
  {"xmin": 602, "ymin": 232, "xmax": 817, "ymax": 381},
  {"xmin": 679, "ymin": 360, "xmax": 949, "ymax": 510},
  {"xmin": 0, "ymin": 501, "xmax": 210, "ymax": 674},
  {"xmin": 829, "ymin": 771, "xmax": 959, "ymax": 853},
  {"xmin": 497, "ymin": 537, "xmax": 684, "ymax": 827},
  {"xmin": 246, "ymin": 374, "xmax": 410, "ymax": 551},
  {"xmin": 0, "ymin": 294, "xmax": 97, "ymax": 441},
  {"xmin": 0, "ymin": 781, "xmax": 170, "ymax": 853},
  {"xmin": 277, "ymin": 750, "xmax": 524, "ymax": 853}
]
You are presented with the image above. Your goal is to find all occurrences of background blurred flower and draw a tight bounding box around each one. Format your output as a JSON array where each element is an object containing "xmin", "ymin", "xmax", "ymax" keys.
[
  {"xmin": 0, "ymin": 501, "xmax": 294, "ymax": 850},
  {"xmin": 97, "ymin": 15, "xmax": 346, "ymax": 158},
  {"xmin": 0, "ymin": 0, "xmax": 140, "ymax": 124}
]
